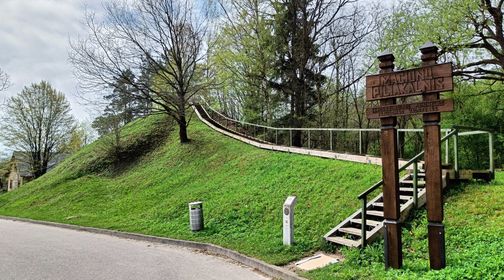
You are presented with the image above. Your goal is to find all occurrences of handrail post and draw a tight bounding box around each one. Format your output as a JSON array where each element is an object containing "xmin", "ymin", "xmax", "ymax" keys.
[
  {"xmin": 330, "ymin": 130, "xmax": 333, "ymax": 151},
  {"xmin": 264, "ymin": 127, "xmax": 267, "ymax": 141},
  {"xmin": 454, "ymin": 130, "xmax": 459, "ymax": 176},
  {"xmin": 361, "ymin": 196, "xmax": 367, "ymax": 248},
  {"xmin": 489, "ymin": 132, "xmax": 494, "ymax": 175},
  {"xmin": 275, "ymin": 129, "xmax": 278, "ymax": 145},
  {"xmin": 308, "ymin": 130, "xmax": 311, "ymax": 149},
  {"xmin": 413, "ymin": 160, "xmax": 418, "ymax": 208},
  {"xmin": 289, "ymin": 130, "xmax": 292, "ymax": 147},
  {"xmin": 359, "ymin": 130, "xmax": 363, "ymax": 154},
  {"xmin": 444, "ymin": 129, "xmax": 450, "ymax": 165}
]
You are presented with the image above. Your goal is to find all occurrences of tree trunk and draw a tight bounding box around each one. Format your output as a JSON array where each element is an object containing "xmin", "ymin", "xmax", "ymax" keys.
[
  {"xmin": 178, "ymin": 118, "xmax": 190, "ymax": 143},
  {"xmin": 177, "ymin": 93, "xmax": 190, "ymax": 144}
]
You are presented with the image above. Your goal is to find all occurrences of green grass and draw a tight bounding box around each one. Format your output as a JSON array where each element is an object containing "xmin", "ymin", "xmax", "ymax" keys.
[
  {"xmin": 0, "ymin": 115, "xmax": 381, "ymax": 265},
  {"xmin": 1, "ymin": 115, "xmax": 502, "ymax": 279},
  {"xmin": 304, "ymin": 172, "xmax": 504, "ymax": 280}
]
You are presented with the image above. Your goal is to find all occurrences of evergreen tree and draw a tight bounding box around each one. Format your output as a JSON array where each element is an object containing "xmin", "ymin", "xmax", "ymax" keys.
[{"xmin": 270, "ymin": 0, "xmax": 327, "ymax": 146}]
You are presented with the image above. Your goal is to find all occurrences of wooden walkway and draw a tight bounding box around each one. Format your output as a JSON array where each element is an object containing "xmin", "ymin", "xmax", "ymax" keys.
[{"xmin": 193, "ymin": 104, "xmax": 411, "ymax": 168}]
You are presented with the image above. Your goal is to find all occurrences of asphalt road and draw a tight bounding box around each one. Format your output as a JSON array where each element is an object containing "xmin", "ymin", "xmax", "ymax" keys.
[{"xmin": 0, "ymin": 219, "xmax": 269, "ymax": 280}]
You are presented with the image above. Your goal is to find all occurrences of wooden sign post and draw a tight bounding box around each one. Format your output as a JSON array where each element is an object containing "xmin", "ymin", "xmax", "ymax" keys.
[
  {"xmin": 365, "ymin": 42, "xmax": 453, "ymax": 270},
  {"xmin": 420, "ymin": 42, "xmax": 446, "ymax": 270},
  {"xmin": 376, "ymin": 51, "xmax": 402, "ymax": 269}
]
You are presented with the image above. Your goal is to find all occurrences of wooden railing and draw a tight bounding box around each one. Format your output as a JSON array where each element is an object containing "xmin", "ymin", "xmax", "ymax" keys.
[
  {"xmin": 199, "ymin": 100, "xmax": 454, "ymax": 158},
  {"xmin": 357, "ymin": 127, "xmax": 495, "ymax": 247}
]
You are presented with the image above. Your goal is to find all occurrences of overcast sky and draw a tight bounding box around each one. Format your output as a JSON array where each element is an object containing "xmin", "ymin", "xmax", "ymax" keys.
[
  {"xmin": 0, "ymin": 0, "xmax": 105, "ymax": 118},
  {"xmin": 0, "ymin": 0, "xmax": 106, "ymax": 153}
]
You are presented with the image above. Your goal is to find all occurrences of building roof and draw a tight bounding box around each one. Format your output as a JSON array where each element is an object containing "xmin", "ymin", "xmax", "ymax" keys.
[
  {"xmin": 11, "ymin": 151, "xmax": 33, "ymax": 178},
  {"xmin": 10, "ymin": 151, "xmax": 67, "ymax": 178}
]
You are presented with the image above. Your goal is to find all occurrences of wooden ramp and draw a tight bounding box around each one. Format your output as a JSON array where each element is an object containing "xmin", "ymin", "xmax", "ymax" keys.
[{"xmin": 193, "ymin": 104, "xmax": 411, "ymax": 168}]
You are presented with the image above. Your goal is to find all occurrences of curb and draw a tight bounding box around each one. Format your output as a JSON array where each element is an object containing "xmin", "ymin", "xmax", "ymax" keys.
[{"xmin": 0, "ymin": 215, "xmax": 305, "ymax": 280}]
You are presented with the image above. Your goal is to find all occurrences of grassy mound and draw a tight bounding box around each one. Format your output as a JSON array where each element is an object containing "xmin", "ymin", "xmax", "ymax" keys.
[
  {"xmin": 305, "ymin": 172, "xmax": 504, "ymax": 279},
  {"xmin": 0, "ymin": 115, "xmax": 381, "ymax": 264}
]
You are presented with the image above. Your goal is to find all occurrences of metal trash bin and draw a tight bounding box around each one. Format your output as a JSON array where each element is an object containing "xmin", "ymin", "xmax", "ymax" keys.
[{"xmin": 189, "ymin": 201, "xmax": 204, "ymax": 231}]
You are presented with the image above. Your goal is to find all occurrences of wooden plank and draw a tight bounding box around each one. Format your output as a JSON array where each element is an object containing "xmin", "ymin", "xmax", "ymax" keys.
[
  {"xmin": 367, "ymin": 210, "xmax": 384, "ymax": 217},
  {"xmin": 401, "ymin": 180, "xmax": 426, "ymax": 186},
  {"xmin": 326, "ymin": 236, "xmax": 360, "ymax": 247},
  {"xmin": 351, "ymin": 219, "xmax": 382, "ymax": 227},
  {"xmin": 339, "ymin": 227, "xmax": 364, "ymax": 236},
  {"xmin": 366, "ymin": 63, "xmax": 453, "ymax": 101},
  {"xmin": 366, "ymin": 99, "xmax": 454, "ymax": 119}
]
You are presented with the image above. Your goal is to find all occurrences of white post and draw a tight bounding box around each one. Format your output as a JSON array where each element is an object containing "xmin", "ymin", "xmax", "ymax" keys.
[{"xmin": 283, "ymin": 196, "xmax": 297, "ymax": 246}]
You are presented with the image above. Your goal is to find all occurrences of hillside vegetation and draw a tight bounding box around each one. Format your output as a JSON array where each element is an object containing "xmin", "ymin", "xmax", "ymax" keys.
[
  {"xmin": 305, "ymin": 173, "xmax": 504, "ymax": 280},
  {"xmin": 1, "ymin": 115, "xmax": 502, "ymax": 280},
  {"xmin": 0, "ymin": 115, "xmax": 381, "ymax": 264}
]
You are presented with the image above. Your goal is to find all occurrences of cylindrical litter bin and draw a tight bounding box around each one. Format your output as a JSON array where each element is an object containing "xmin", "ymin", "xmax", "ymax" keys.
[{"xmin": 189, "ymin": 201, "xmax": 204, "ymax": 231}]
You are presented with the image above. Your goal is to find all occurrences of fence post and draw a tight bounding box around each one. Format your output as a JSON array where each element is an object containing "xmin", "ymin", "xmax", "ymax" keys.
[
  {"xmin": 276, "ymin": 129, "xmax": 278, "ymax": 145},
  {"xmin": 454, "ymin": 130, "xmax": 459, "ymax": 176},
  {"xmin": 444, "ymin": 129, "xmax": 450, "ymax": 165},
  {"xmin": 359, "ymin": 130, "xmax": 363, "ymax": 154},
  {"xmin": 308, "ymin": 130, "xmax": 311, "ymax": 149},
  {"xmin": 330, "ymin": 130, "xmax": 333, "ymax": 151},
  {"xmin": 290, "ymin": 130, "xmax": 292, "ymax": 147},
  {"xmin": 489, "ymin": 132, "xmax": 494, "ymax": 175}
]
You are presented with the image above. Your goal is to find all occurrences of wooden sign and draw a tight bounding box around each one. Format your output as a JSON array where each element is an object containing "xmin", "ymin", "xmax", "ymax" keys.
[
  {"xmin": 366, "ymin": 63, "xmax": 453, "ymax": 101},
  {"xmin": 366, "ymin": 99, "xmax": 454, "ymax": 119},
  {"xmin": 365, "ymin": 43, "xmax": 454, "ymax": 271}
]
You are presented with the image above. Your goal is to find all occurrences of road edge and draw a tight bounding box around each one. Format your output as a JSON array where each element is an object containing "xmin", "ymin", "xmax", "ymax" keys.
[{"xmin": 0, "ymin": 215, "xmax": 305, "ymax": 280}]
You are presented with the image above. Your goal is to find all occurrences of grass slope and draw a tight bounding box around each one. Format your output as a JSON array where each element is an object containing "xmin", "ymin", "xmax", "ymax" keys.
[
  {"xmin": 305, "ymin": 172, "xmax": 504, "ymax": 280},
  {"xmin": 0, "ymin": 116, "xmax": 381, "ymax": 265}
]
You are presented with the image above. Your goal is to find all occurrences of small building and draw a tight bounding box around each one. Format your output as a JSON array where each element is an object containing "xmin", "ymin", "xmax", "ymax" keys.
[
  {"xmin": 5, "ymin": 151, "xmax": 67, "ymax": 192},
  {"xmin": 6, "ymin": 152, "xmax": 34, "ymax": 191}
]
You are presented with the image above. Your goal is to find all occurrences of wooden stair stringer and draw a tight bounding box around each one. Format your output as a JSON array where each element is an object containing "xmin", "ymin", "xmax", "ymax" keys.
[{"xmin": 323, "ymin": 193, "xmax": 384, "ymax": 241}]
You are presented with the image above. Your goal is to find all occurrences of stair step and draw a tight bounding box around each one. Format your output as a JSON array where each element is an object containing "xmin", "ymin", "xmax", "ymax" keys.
[
  {"xmin": 366, "ymin": 210, "xmax": 384, "ymax": 217},
  {"xmin": 399, "ymin": 187, "xmax": 423, "ymax": 192},
  {"xmin": 400, "ymin": 195, "xmax": 412, "ymax": 200},
  {"xmin": 326, "ymin": 236, "xmax": 361, "ymax": 247},
  {"xmin": 401, "ymin": 180, "xmax": 425, "ymax": 186},
  {"xmin": 339, "ymin": 227, "xmax": 364, "ymax": 236},
  {"xmin": 372, "ymin": 202, "xmax": 384, "ymax": 207},
  {"xmin": 351, "ymin": 218, "xmax": 382, "ymax": 227}
]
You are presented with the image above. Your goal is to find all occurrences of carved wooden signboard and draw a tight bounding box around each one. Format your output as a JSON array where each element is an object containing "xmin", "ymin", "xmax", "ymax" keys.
[
  {"xmin": 365, "ymin": 42, "xmax": 453, "ymax": 270},
  {"xmin": 366, "ymin": 63, "xmax": 453, "ymax": 100},
  {"xmin": 366, "ymin": 99, "xmax": 454, "ymax": 119}
]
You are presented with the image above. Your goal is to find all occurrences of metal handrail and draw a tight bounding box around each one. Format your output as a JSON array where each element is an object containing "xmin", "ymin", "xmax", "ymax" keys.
[
  {"xmin": 202, "ymin": 100, "xmax": 451, "ymax": 133},
  {"xmin": 357, "ymin": 127, "xmax": 497, "ymax": 248},
  {"xmin": 357, "ymin": 128, "xmax": 458, "ymax": 200}
]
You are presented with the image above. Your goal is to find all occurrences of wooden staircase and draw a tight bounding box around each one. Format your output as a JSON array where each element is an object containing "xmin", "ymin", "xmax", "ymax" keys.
[{"xmin": 324, "ymin": 167, "xmax": 449, "ymax": 247}]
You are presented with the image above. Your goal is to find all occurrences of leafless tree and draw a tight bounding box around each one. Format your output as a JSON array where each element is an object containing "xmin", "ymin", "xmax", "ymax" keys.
[
  {"xmin": 0, "ymin": 67, "xmax": 10, "ymax": 92},
  {"xmin": 449, "ymin": 0, "xmax": 504, "ymax": 81},
  {"xmin": 70, "ymin": 0, "xmax": 211, "ymax": 143},
  {"xmin": 1, "ymin": 81, "xmax": 76, "ymax": 178}
]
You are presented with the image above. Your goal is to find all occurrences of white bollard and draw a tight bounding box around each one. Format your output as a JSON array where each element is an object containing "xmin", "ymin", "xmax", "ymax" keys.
[{"xmin": 283, "ymin": 196, "xmax": 297, "ymax": 246}]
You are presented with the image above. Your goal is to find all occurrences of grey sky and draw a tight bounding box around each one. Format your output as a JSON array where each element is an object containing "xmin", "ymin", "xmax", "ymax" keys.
[
  {"xmin": 0, "ymin": 0, "xmax": 104, "ymax": 118},
  {"xmin": 0, "ymin": 0, "xmax": 105, "ymax": 153}
]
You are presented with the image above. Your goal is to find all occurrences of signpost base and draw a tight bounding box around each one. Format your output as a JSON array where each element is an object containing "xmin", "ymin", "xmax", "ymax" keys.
[
  {"xmin": 384, "ymin": 220, "xmax": 402, "ymax": 269},
  {"xmin": 428, "ymin": 222, "xmax": 446, "ymax": 269}
]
